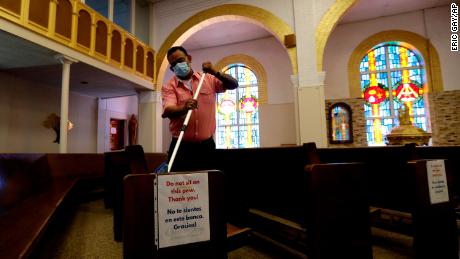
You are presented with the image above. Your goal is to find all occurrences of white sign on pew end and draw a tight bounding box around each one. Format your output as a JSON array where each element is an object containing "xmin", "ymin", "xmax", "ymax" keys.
[
  {"xmin": 156, "ymin": 173, "xmax": 210, "ymax": 248},
  {"xmin": 427, "ymin": 160, "xmax": 449, "ymax": 204}
]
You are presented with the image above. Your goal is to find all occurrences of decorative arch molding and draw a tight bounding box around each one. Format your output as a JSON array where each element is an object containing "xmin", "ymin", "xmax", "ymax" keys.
[
  {"xmin": 214, "ymin": 54, "xmax": 268, "ymax": 104},
  {"xmin": 347, "ymin": 30, "xmax": 443, "ymax": 98},
  {"xmin": 316, "ymin": 0, "xmax": 357, "ymax": 71},
  {"xmin": 156, "ymin": 4, "xmax": 296, "ymax": 90}
]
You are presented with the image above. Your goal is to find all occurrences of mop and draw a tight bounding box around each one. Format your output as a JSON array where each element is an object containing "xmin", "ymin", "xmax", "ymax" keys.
[{"xmin": 155, "ymin": 72, "xmax": 207, "ymax": 173}]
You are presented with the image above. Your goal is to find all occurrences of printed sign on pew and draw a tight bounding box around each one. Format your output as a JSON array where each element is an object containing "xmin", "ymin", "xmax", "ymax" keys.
[
  {"xmin": 156, "ymin": 173, "xmax": 210, "ymax": 248},
  {"xmin": 427, "ymin": 160, "xmax": 449, "ymax": 204}
]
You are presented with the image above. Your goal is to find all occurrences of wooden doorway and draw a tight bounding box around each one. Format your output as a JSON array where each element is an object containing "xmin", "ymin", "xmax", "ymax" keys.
[{"xmin": 110, "ymin": 118, "xmax": 125, "ymax": 151}]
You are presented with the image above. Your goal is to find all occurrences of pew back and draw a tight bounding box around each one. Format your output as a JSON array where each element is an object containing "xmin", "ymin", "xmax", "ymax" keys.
[
  {"xmin": 123, "ymin": 171, "xmax": 227, "ymax": 259},
  {"xmin": 214, "ymin": 143, "xmax": 317, "ymax": 225},
  {"xmin": 305, "ymin": 162, "xmax": 372, "ymax": 259}
]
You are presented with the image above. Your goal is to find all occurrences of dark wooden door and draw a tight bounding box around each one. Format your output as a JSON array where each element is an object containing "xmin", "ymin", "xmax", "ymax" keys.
[{"xmin": 110, "ymin": 119, "xmax": 125, "ymax": 151}]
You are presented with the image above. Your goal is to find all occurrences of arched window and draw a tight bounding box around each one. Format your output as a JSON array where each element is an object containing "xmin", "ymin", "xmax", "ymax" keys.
[
  {"xmin": 360, "ymin": 42, "xmax": 429, "ymax": 146},
  {"xmin": 216, "ymin": 64, "xmax": 260, "ymax": 148},
  {"xmin": 329, "ymin": 103, "xmax": 353, "ymax": 144}
]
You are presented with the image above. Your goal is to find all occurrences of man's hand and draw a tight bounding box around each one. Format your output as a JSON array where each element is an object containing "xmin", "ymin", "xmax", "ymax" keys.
[
  {"xmin": 202, "ymin": 61, "xmax": 239, "ymax": 90},
  {"xmin": 183, "ymin": 99, "xmax": 198, "ymax": 111},
  {"xmin": 162, "ymin": 99, "xmax": 198, "ymax": 119},
  {"xmin": 202, "ymin": 61, "xmax": 217, "ymax": 75}
]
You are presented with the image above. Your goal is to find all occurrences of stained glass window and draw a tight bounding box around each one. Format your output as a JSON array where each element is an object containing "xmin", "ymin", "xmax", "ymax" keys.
[
  {"xmin": 360, "ymin": 43, "xmax": 429, "ymax": 146},
  {"xmin": 329, "ymin": 103, "xmax": 353, "ymax": 143},
  {"xmin": 216, "ymin": 64, "xmax": 260, "ymax": 148}
]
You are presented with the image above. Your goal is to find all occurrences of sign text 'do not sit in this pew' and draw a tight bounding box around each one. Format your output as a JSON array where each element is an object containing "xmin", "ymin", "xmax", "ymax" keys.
[
  {"xmin": 426, "ymin": 160, "xmax": 449, "ymax": 204},
  {"xmin": 156, "ymin": 173, "xmax": 210, "ymax": 248}
]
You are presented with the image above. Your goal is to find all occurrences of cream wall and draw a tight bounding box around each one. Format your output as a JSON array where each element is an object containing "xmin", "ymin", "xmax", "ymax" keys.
[
  {"xmin": 160, "ymin": 36, "xmax": 296, "ymax": 151},
  {"xmin": 424, "ymin": 6, "xmax": 460, "ymax": 91},
  {"xmin": 259, "ymin": 103, "xmax": 296, "ymax": 146},
  {"xmin": 187, "ymin": 37, "xmax": 293, "ymax": 104},
  {"xmin": 152, "ymin": 0, "xmax": 296, "ymax": 50},
  {"xmin": 0, "ymin": 72, "xmax": 98, "ymax": 153},
  {"xmin": 323, "ymin": 5, "xmax": 459, "ymax": 100}
]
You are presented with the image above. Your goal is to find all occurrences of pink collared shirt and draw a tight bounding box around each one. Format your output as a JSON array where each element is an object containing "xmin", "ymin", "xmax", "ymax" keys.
[{"xmin": 162, "ymin": 71, "xmax": 225, "ymax": 142}]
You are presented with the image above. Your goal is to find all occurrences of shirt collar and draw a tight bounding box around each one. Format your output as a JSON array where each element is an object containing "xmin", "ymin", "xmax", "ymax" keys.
[{"xmin": 175, "ymin": 71, "xmax": 200, "ymax": 86}]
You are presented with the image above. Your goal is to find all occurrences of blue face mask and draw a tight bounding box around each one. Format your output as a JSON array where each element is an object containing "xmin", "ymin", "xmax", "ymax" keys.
[{"xmin": 173, "ymin": 62, "xmax": 190, "ymax": 78}]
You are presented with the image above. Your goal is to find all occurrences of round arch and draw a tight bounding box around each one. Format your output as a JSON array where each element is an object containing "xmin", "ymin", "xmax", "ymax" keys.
[
  {"xmin": 214, "ymin": 54, "xmax": 268, "ymax": 104},
  {"xmin": 155, "ymin": 4, "xmax": 295, "ymax": 90},
  {"xmin": 347, "ymin": 30, "xmax": 443, "ymax": 98},
  {"xmin": 316, "ymin": 0, "xmax": 357, "ymax": 71}
]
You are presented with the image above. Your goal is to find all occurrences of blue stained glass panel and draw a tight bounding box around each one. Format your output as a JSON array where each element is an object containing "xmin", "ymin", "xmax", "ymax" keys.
[
  {"xmin": 376, "ymin": 72, "xmax": 388, "ymax": 86},
  {"xmin": 409, "ymin": 69, "xmax": 424, "ymax": 84},
  {"xmin": 364, "ymin": 104, "xmax": 373, "ymax": 118},
  {"xmin": 379, "ymin": 101, "xmax": 391, "ymax": 117},
  {"xmin": 361, "ymin": 74, "xmax": 370, "ymax": 91},
  {"xmin": 360, "ymin": 55, "xmax": 369, "ymax": 72},
  {"xmin": 374, "ymin": 46, "xmax": 386, "ymax": 71},
  {"xmin": 390, "ymin": 70, "xmax": 402, "ymax": 87},
  {"xmin": 407, "ymin": 49, "xmax": 421, "ymax": 67}
]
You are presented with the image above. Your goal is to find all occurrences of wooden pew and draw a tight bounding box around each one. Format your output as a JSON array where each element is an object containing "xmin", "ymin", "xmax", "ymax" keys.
[
  {"xmin": 213, "ymin": 143, "xmax": 459, "ymax": 258},
  {"xmin": 114, "ymin": 143, "xmax": 458, "ymax": 258},
  {"xmin": 409, "ymin": 160, "xmax": 458, "ymax": 259},
  {"xmin": 123, "ymin": 171, "xmax": 227, "ymax": 259},
  {"xmin": 305, "ymin": 162, "xmax": 372, "ymax": 259},
  {"xmin": 104, "ymin": 145, "xmax": 167, "ymax": 241},
  {"xmin": 211, "ymin": 143, "xmax": 372, "ymax": 257},
  {"xmin": 0, "ymin": 153, "xmax": 103, "ymax": 259},
  {"xmin": 213, "ymin": 143, "xmax": 319, "ymax": 227},
  {"xmin": 315, "ymin": 145, "xmax": 459, "ymax": 258}
]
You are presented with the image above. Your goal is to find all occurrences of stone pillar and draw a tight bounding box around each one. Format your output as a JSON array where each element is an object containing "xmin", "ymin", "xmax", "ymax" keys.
[
  {"xmin": 292, "ymin": 0, "xmax": 328, "ymax": 147},
  {"xmin": 138, "ymin": 90, "xmax": 162, "ymax": 152},
  {"xmin": 295, "ymin": 72, "xmax": 328, "ymax": 147},
  {"xmin": 56, "ymin": 55, "xmax": 78, "ymax": 153},
  {"xmin": 290, "ymin": 75, "xmax": 301, "ymax": 145}
]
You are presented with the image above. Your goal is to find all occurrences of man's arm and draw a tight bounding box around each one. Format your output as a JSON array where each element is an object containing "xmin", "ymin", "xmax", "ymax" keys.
[
  {"xmin": 162, "ymin": 99, "xmax": 198, "ymax": 119},
  {"xmin": 202, "ymin": 61, "xmax": 239, "ymax": 90}
]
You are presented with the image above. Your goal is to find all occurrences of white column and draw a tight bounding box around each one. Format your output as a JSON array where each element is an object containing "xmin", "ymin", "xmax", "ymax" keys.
[
  {"xmin": 138, "ymin": 90, "xmax": 161, "ymax": 152},
  {"xmin": 55, "ymin": 55, "xmax": 78, "ymax": 153},
  {"xmin": 290, "ymin": 75, "xmax": 301, "ymax": 145},
  {"xmin": 296, "ymin": 72, "xmax": 328, "ymax": 148},
  {"xmin": 130, "ymin": 0, "xmax": 136, "ymax": 34},
  {"xmin": 291, "ymin": 0, "xmax": 328, "ymax": 147},
  {"xmin": 97, "ymin": 98, "xmax": 108, "ymax": 153},
  {"xmin": 108, "ymin": 0, "xmax": 114, "ymax": 21}
]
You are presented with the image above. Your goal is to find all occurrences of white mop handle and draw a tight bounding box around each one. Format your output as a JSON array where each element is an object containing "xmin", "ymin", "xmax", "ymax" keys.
[
  {"xmin": 183, "ymin": 72, "xmax": 207, "ymax": 127},
  {"xmin": 167, "ymin": 130, "xmax": 184, "ymax": 173},
  {"xmin": 168, "ymin": 73, "xmax": 207, "ymax": 173}
]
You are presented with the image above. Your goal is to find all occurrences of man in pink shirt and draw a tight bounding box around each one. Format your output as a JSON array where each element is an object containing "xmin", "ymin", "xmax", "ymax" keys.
[{"xmin": 162, "ymin": 46, "xmax": 238, "ymax": 171}]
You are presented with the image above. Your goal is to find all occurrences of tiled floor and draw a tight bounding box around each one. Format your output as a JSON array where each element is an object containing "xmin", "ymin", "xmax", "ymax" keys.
[{"xmin": 32, "ymin": 198, "xmax": 445, "ymax": 258}]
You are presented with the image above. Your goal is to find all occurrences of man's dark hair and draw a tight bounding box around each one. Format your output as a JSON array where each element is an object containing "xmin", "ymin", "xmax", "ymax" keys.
[{"xmin": 167, "ymin": 46, "xmax": 189, "ymax": 58}]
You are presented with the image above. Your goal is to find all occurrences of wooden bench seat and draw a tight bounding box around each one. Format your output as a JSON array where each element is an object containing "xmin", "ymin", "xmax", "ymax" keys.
[
  {"xmin": 0, "ymin": 179, "xmax": 77, "ymax": 258},
  {"xmin": 0, "ymin": 153, "xmax": 104, "ymax": 259}
]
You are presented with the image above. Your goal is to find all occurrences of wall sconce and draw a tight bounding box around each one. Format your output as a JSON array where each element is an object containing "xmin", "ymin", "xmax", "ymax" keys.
[{"xmin": 42, "ymin": 113, "xmax": 73, "ymax": 143}]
